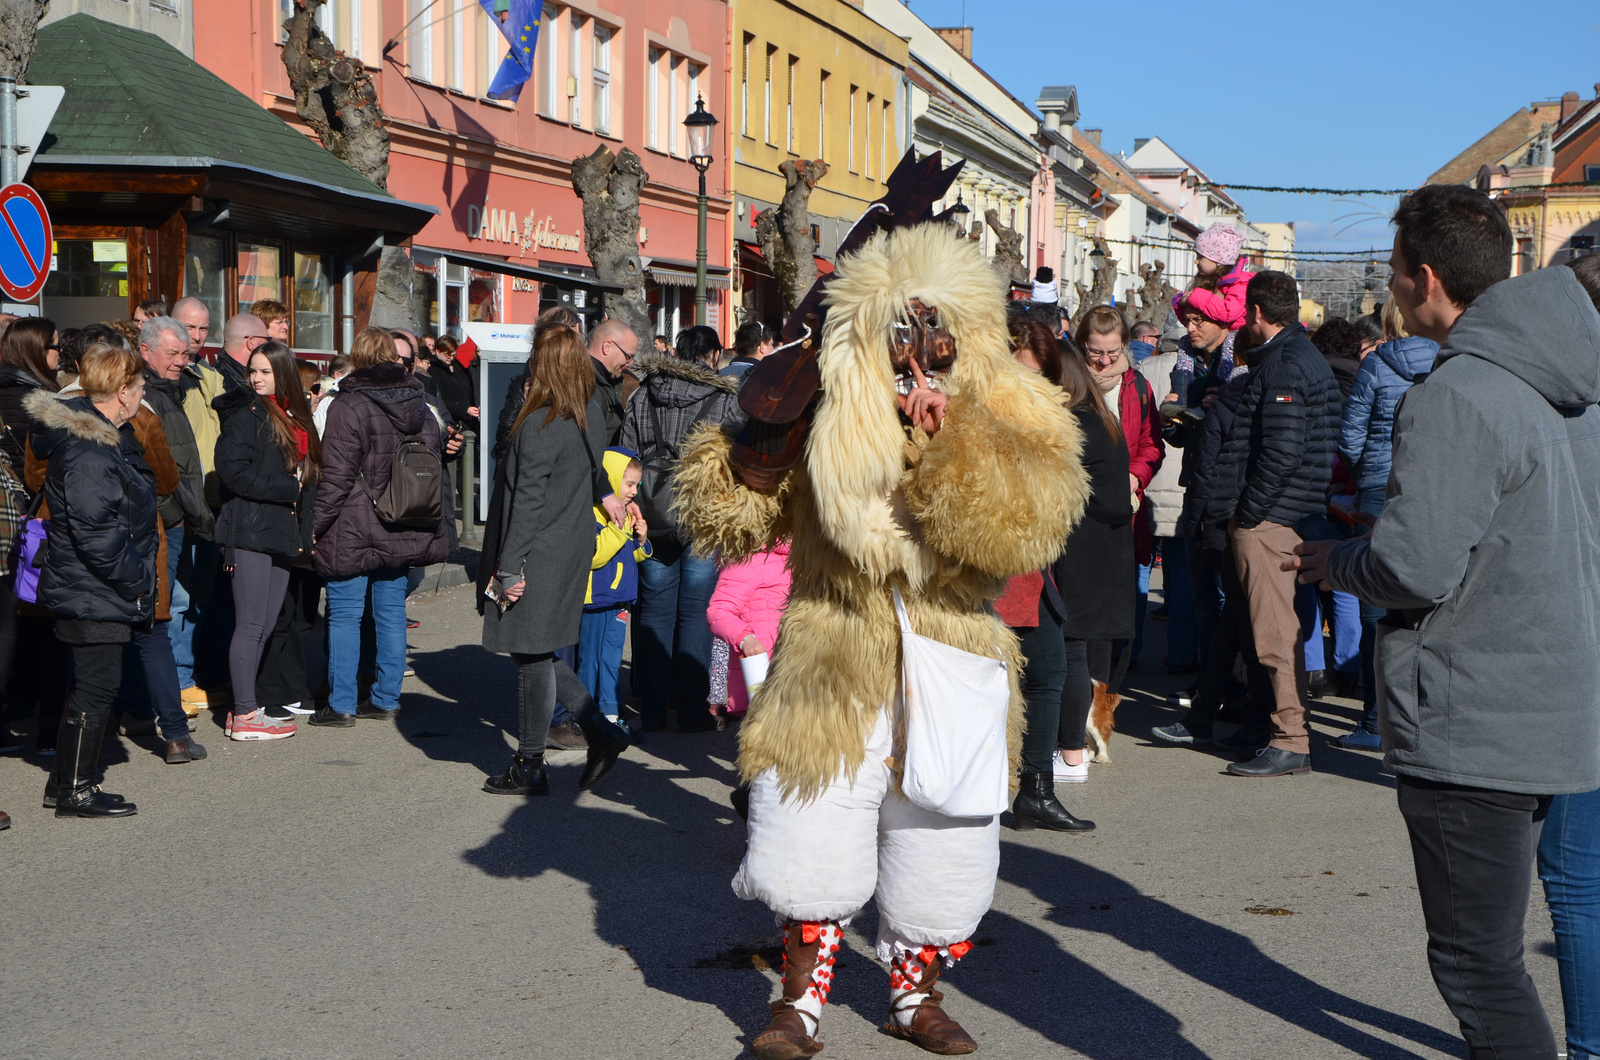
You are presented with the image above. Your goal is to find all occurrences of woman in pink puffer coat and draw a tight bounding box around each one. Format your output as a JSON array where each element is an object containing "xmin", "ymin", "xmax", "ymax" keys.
[{"xmin": 706, "ymin": 541, "xmax": 792, "ymax": 714}]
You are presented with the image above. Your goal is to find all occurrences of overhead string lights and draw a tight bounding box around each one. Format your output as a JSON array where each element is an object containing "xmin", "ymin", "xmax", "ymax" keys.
[{"xmin": 1197, "ymin": 177, "xmax": 1600, "ymax": 196}]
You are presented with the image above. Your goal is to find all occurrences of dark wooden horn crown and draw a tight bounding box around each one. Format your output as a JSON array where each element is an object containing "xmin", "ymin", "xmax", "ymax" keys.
[{"xmin": 731, "ymin": 149, "xmax": 966, "ymax": 472}]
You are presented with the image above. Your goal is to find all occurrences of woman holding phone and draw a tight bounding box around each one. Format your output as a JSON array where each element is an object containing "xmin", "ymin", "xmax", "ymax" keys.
[{"xmin": 481, "ymin": 325, "xmax": 630, "ymax": 797}]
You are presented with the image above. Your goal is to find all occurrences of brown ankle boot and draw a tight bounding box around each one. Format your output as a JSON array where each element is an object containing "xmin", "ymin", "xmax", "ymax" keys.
[
  {"xmin": 751, "ymin": 921, "xmax": 836, "ymax": 1060},
  {"xmin": 883, "ymin": 948, "xmax": 978, "ymax": 1055}
]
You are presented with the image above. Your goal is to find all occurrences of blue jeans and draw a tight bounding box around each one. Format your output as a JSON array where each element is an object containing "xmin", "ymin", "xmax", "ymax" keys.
[
  {"xmin": 166, "ymin": 526, "xmax": 197, "ymax": 688},
  {"xmin": 1356, "ymin": 488, "xmax": 1387, "ymax": 728},
  {"xmin": 326, "ymin": 567, "xmax": 408, "ymax": 713},
  {"xmin": 1539, "ymin": 786, "xmax": 1600, "ymax": 1060},
  {"xmin": 577, "ymin": 608, "xmax": 629, "ymax": 715},
  {"xmin": 1298, "ymin": 584, "xmax": 1361, "ymax": 673},
  {"xmin": 634, "ymin": 542, "xmax": 718, "ymax": 728}
]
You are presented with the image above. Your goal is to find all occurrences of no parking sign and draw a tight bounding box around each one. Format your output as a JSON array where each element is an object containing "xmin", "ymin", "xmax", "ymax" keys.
[{"xmin": 0, "ymin": 183, "xmax": 52, "ymax": 302}]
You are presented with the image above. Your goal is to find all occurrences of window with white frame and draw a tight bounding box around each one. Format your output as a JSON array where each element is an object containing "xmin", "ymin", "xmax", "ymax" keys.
[
  {"xmin": 409, "ymin": 0, "xmax": 432, "ymax": 81},
  {"xmin": 593, "ymin": 25, "xmax": 612, "ymax": 134},
  {"xmin": 848, "ymin": 85, "xmax": 858, "ymax": 172},
  {"xmin": 569, "ymin": 14, "xmax": 584, "ymax": 125},
  {"xmin": 647, "ymin": 48, "xmax": 661, "ymax": 149},
  {"xmin": 482, "ymin": 5, "xmax": 500, "ymax": 95},
  {"xmin": 764, "ymin": 45, "xmax": 776, "ymax": 145},
  {"xmin": 668, "ymin": 57, "xmax": 681, "ymax": 156},
  {"xmin": 864, "ymin": 92, "xmax": 874, "ymax": 179},
  {"xmin": 881, "ymin": 100, "xmax": 890, "ymax": 181},
  {"xmin": 449, "ymin": 0, "xmax": 464, "ymax": 90},
  {"xmin": 689, "ymin": 63, "xmax": 701, "ymax": 122},
  {"xmin": 540, "ymin": 5, "xmax": 560, "ymax": 116},
  {"xmin": 786, "ymin": 56, "xmax": 797, "ymax": 153},
  {"xmin": 740, "ymin": 35, "xmax": 752, "ymax": 138},
  {"xmin": 818, "ymin": 72, "xmax": 828, "ymax": 160}
]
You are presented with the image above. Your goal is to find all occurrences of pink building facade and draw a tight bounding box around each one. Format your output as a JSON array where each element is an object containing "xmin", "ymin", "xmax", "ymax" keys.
[{"xmin": 194, "ymin": 0, "xmax": 732, "ymax": 345}]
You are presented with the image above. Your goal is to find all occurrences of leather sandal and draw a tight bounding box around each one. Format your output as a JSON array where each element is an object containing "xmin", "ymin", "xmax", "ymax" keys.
[{"xmin": 752, "ymin": 921, "xmax": 828, "ymax": 1059}]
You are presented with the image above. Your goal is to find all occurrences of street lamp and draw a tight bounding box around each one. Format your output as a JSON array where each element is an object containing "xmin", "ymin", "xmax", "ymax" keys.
[{"xmin": 684, "ymin": 96, "xmax": 718, "ymax": 327}]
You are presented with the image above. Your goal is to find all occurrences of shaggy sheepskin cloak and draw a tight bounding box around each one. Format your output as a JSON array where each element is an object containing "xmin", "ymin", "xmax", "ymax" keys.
[{"xmin": 674, "ymin": 224, "xmax": 1090, "ymax": 803}]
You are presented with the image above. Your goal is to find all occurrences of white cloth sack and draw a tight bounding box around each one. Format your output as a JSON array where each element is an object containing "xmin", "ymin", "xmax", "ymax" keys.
[
  {"xmin": 893, "ymin": 590, "xmax": 1011, "ymax": 818},
  {"xmin": 739, "ymin": 652, "xmax": 770, "ymax": 691}
]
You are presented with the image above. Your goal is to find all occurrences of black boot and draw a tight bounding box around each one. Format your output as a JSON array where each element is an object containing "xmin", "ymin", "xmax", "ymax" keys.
[
  {"xmin": 483, "ymin": 752, "xmax": 549, "ymax": 796},
  {"xmin": 1010, "ymin": 772, "xmax": 1094, "ymax": 832},
  {"xmin": 572, "ymin": 705, "xmax": 630, "ymax": 790},
  {"xmin": 52, "ymin": 708, "xmax": 137, "ymax": 818}
]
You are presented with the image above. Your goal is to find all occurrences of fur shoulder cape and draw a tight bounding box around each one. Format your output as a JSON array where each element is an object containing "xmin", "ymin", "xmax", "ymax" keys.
[{"xmin": 675, "ymin": 224, "xmax": 1089, "ymax": 801}]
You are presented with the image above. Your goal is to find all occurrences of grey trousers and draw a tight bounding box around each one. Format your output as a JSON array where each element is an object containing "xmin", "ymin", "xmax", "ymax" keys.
[{"xmin": 511, "ymin": 652, "xmax": 596, "ymax": 756}]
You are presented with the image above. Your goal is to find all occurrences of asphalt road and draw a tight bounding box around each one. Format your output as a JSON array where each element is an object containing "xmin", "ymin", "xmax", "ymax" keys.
[{"xmin": 0, "ymin": 576, "xmax": 1563, "ymax": 1059}]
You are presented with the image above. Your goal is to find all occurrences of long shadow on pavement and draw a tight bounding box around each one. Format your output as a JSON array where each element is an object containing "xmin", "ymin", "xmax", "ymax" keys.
[{"xmin": 995, "ymin": 842, "xmax": 1463, "ymax": 1059}]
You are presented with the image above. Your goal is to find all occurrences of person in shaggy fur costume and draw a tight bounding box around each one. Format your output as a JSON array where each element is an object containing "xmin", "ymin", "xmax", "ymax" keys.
[{"xmin": 674, "ymin": 224, "xmax": 1089, "ymax": 1057}]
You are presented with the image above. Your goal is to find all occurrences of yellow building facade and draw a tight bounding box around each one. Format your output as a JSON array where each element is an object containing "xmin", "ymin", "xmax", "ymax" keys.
[{"xmin": 730, "ymin": 0, "xmax": 908, "ymax": 324}]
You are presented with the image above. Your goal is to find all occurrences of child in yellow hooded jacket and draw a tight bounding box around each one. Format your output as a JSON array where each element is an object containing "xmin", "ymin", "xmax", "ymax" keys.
[{"xmin": 577, "ymin": 448, "xmax": 651, "ymax": 724}]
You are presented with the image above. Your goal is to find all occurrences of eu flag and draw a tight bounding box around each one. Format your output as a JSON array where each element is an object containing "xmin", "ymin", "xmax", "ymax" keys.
[{"xmin": 480, "ymin": 0, "xmax": 540, "ymax": 102}]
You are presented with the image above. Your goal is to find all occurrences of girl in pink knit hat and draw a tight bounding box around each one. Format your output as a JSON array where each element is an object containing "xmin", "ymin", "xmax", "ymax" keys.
[{"xmin": 1179, "ymin": 222, "xmax": 1252, "ymax": 331}]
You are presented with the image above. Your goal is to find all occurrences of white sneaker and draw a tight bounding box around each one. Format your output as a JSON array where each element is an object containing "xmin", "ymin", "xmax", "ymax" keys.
[
  {"xmin": 280, "ymin": 701, "xmax": 314, "ymax": 715},
  {"xmin": 1054, "ymin": 752, "xmax": 1089, "ymax": 783}
]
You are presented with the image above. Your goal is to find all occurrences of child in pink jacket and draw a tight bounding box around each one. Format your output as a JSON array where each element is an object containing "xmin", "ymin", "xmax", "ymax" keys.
[
  {"xmin": 1181, "ymin": 221, "xmax": 1252, "ymax": 330},
  {"xmin": 706, "ymin": 541, "xmax": 792, "ymax": 715}
]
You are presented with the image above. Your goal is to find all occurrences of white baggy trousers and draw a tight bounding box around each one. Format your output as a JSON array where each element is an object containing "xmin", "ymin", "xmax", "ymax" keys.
[{"xmin": 733, "ymin": 709, "xmax": 1001, "ymax": 958}]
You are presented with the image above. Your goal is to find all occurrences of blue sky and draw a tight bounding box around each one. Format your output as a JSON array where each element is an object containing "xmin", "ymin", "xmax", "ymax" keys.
[{"xmin": 904, "ymin": 0, "xmax": 1600, "ymax": 252}]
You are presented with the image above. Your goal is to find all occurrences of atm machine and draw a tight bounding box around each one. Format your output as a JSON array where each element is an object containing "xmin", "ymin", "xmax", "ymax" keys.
[{"xmin": 462, "ymin": 320, "xmax": 536, "ymax": 523}]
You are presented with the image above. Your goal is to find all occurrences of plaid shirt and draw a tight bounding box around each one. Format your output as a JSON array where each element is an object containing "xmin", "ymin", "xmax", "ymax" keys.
[{"xmin": 0, "ymin": 438, "xmax": 25, "ymax": 576}]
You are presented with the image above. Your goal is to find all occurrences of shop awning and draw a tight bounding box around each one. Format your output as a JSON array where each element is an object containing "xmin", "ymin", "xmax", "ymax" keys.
[
  {"xmin": 644, "ymin": 256, "xmax": 731, "ymax": 289},
  {"xmin": 28, "ymin": 15, "xmax": 436, "ymax": 244},
  {"xmin": 737, "ymin": 241, "xmax": 833, "ymax": 276},
  {"xmin": 413, "ymin": 246, "xmax": 623, "ymax": 291}
]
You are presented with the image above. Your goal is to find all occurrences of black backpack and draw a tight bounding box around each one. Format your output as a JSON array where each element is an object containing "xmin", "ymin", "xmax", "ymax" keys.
[
  {"xmin": 636, "ymin": 393, "xmax": 711, "ymax": 543},
  {"xmin": 359, "ymin": 430, "xmax": 443, "ymax": 531}
]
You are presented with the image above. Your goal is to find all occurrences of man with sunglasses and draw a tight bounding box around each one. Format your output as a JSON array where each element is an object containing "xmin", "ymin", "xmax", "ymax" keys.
[
  {"xmin": 587, "ymin": 318, "xmax": 639, "ymax": 445},
  {"xmin": 215, "ymin": 313, "xmax": 270, "ymax": 393}
]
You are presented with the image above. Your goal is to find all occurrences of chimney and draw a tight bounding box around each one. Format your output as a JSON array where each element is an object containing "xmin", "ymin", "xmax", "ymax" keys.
[
  {"xmin": 1562, "ymin": 90, "xmax": 1582, "ymax": 123},
  {"xmin": 1594, "ymin": 82, "xmax": 1600, "ymax": 100},
  {"xmin": 1035, "ymin": 86, "xmax": 1078, "ymax": 132},
  {"xmin": 1083, "ymin": 128, "xmax": 1102, "ymax": 146},
  {"xmin": 1133, "ymin": 137, "xmax": 1150, "ymax": 154},
  {"xmin": 932, "ymin": 27, "xmax": 972, "ymax": 60}
]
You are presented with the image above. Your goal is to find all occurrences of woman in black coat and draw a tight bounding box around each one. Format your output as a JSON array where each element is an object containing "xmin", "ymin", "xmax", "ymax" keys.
[
  {"xmin": 311, "ymin": 328, "xmax": 447, "ymax": 727},
  {"xmin": 30, "ymin": 344, "xmax": 155, "ymax": 818},
  {"xmin": 1053, "ymin": 334, "xmax": 1135, "ymax": 778},
  {"xmin": 482, "ymin": 325, "xmax": 628, "ymax": 797},
  {"xmin": 0, "ymin": 317, "xmax": 67, "ymax": 756},
  {"xmin": 214, "ymin": 341, "xmax": 318, "ymax": 743},
  {"xmin": 0, "ymin": 316, "xmax": 60, "ymax": 477}
]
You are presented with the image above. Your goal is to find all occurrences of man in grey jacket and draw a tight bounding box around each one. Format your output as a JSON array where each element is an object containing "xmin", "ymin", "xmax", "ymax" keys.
[{"xmin": 1292, "ymin": 184, "xmax": 1600, "ymax": 1059}]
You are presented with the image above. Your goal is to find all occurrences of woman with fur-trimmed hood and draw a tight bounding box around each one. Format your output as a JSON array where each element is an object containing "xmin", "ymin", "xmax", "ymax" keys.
[
  {"xmin": 674, "ymin": 225, "xmax": 1088, "ymax": 1057},
  {"xmin": 619, "ymin": 325, "xmax": 740, "ymax": 734}
]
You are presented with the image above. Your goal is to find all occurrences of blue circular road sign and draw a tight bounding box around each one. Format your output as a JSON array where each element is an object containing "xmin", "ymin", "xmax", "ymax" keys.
[{"xmin": 0, "ymin": 183, "xmax": 53, "ymax": 302}]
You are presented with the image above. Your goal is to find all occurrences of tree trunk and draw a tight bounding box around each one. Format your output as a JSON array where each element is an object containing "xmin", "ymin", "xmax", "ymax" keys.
[
  {"xmin": 572, "ymin": 144, "xmax": 652, "ymax": 350},
  {"xmin": 984, "ymin": 208, "xmax": 1028, "ymax": 287},
  {"xmin": 1071, "ymin": 236, "xmax": 1119, "ymax": 329},
  {"xmin": 754, "ymin": 159, "xmax": 828, "ymax": 313},
  {"xmin": 281, "ymin": 0, "xmax": 414, "ymax": 330},
  {"xmin": 1133, "ymin": 260, "xmax": 1175, "ymax": 326},
  {"xmin": 0, "ymin": 0, "xmax": 47, "ymax": 81}
]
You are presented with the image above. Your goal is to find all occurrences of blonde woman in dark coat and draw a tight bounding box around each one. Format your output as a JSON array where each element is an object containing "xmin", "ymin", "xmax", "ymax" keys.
[{"xmin": 481, "ymin": 326, "xmax": 629, "ymax": 797}]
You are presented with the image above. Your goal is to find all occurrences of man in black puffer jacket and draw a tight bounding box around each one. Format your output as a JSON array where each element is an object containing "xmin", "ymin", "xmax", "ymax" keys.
[{"xmin": 1204, "ymin": 271, "xmax": 1341, "ymax": 776}]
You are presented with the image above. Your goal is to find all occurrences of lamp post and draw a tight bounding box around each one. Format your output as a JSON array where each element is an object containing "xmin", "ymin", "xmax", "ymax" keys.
[{"xmin": 684, "ymin": 96, "xmax": 719, "ymax": 327}]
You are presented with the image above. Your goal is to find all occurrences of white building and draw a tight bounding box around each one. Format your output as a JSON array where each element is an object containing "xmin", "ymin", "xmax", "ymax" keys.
[
  {"xmin": 1124, "ymin": 136, "xmax": 1270, "ymax": 262},
  {"xmin": 858, "ymin": 6, "xmax": 1038, "ymax": 264}
]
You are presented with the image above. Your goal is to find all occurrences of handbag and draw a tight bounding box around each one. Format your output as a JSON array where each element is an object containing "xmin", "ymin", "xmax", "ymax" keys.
[
  {"xmin": 12, "ymin": 489, "xmax": 48, "ymax": 605},
  {"xmin": 636, "ymin": 393, "xmax": 711, "ymax": 543},
  {"xmin": 893, "ymin": 589, "xmax": 1012, "ymax": 819}
]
